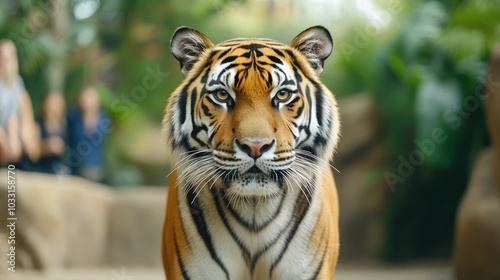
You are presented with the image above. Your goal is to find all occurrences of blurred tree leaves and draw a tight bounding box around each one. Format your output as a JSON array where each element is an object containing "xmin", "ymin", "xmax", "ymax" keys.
[
  {"xmin": 438, "ymin": 0, "xmax": 500, "ymax": 60},
  {"xmin": 414, "ymin": 75, "xmax": 461, "ymax": 167},
  {"xmin": 191, "ymin": 0, "xmax": 247, "ymax": 18},
  {"xmin": 372, "ymin": 0, "xmax": 493, "ymax": 260}
]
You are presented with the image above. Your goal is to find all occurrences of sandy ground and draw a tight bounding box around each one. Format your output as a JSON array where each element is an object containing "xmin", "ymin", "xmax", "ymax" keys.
[{"xmin": 2, "ymin": 263, "xmax": 453, "ymax": 280}]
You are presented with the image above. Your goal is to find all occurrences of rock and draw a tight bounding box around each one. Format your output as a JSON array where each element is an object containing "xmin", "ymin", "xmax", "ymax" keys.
[
  {"xmin": 0, "ymin": 232, "xmax": 8, "ymax": 273},
  {"xmin": 335, "ymin": 141, "xmax": 389, "ymax": 261},
  {"xmin": 486, "ymin": 44, "xmax": 500, "ymax": 193},
  {"xmin": 334, "ymin": 93, "xmax": 390, "ymax": 261},
  {"xmin": 453, "ymin": 148, "xmax": 500, "ymax": 280},
  {"xmin": 336, "ymin": 93, "xmax": 382, "ymax": 161},
  {"xmin": 59, "ymin": 177, "xmax": 113, "ymax": 268},
  {"xmin": 107, "ymin": 187, "xmax": 167, "ymax": 267},
  {"xmin": 0, "ymin": 171, "xmax": 114, "ymax": 269},
  {"xmin": 0, "ymin": 170, "xmax": 169, "ymax": 270}
]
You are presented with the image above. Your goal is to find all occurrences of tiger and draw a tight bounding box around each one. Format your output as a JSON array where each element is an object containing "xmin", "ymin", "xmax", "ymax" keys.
[{"xmin": 161, "ymin": 25, "xmax": 341, "ymax": 280}]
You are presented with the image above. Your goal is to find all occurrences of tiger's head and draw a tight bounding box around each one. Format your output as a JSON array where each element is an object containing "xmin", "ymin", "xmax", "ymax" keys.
[{"xmin": 163, "ymin": 26, "xmax": 340, "ymax": 199}]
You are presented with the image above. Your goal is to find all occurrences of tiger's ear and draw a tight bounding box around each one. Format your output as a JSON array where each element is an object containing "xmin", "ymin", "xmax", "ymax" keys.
[
  {"xmin": 170, "ymin": 27, "xmax": 214, "ymax": 76},
  {"xmin": 290, "ymin": 26, "xmax": 333, "ymax": 75}
]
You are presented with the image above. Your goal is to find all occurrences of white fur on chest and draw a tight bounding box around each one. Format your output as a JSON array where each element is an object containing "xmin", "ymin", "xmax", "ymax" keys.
[{"xmin": 177, "ymin": 183, "xmax": 322, "ymax": 280}]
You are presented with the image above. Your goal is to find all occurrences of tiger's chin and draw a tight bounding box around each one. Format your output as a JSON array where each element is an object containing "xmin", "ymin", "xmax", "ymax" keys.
[{"xmin": 224, "ymin": 173, "xmax": 284, "ymax": 198}]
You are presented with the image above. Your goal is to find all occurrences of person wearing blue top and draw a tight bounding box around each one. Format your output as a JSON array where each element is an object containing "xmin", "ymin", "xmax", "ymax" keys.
[{"xmin": 66, "ymin": 86, "xmax": 110, "ymax": 182}]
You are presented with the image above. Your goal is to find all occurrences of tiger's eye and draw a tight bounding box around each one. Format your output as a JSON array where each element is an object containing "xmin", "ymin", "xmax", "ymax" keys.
[
  {"xmin": 275, "ymin": 90, "xmax": 291, "ymax": 102},
  {"xmin": 214, "ymin": 90, "xmax": 230, "ymax": 102}
]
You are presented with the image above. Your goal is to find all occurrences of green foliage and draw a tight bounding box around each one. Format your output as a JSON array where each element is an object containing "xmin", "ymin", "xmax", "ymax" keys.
[
  {"xmin": 323, "ymin": 0, "xmax": 492, "ymax": 261},
  {"xmin": 414, "ymin": 75, "xmax": 461, "ymax": 167},
  {"xmin": 438, "ymin": 0, "xmax": 500, "ymax": 59},
  {"xmin": 371, "ymin": 0, "xmax": 493, "ymax": 260}
]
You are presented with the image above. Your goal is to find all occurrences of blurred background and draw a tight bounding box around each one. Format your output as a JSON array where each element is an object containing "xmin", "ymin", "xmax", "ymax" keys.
[{"xmin": 0, "ymin": 0, "xmax": 500, "ymax": 279}]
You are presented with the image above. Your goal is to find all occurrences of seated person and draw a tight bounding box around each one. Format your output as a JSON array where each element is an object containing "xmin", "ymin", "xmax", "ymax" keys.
[
  {"xmin": 66, "ymin": 86, "xmax": 110, "ymax": 182},
  {"xmin": 31, "ymin": 92, "xmax": 67, "ymax": 173}
]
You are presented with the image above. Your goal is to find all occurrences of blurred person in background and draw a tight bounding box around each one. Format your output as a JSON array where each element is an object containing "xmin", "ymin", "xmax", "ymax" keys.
[
  {"xmin": 30, "ymin": 91, "xmax": 67, "ymax": 173},
  {"xmin": 67, "ymin": 86, "xmax": 110, "ymax": 182},
  {"xmin": 0, "ymin": 39, "xmax": 40, "ymax": 166}
]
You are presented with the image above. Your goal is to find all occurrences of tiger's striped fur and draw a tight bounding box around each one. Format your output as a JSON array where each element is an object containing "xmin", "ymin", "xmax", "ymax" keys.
[{"xmin": 162, "ymin": 26, "xmax": 341, "ymax": 280}]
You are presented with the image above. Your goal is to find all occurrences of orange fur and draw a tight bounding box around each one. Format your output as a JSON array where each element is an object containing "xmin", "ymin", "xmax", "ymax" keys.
[
  {"xmin": 162, "ymin": 171, "xmax": 191, "ymax": 279},
  {"xmin": 162, "ymin": 26, "xmax": 340, "ymax": 280}
]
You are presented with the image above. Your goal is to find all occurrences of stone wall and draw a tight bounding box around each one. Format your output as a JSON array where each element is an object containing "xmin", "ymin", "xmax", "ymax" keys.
[
  {"xmin": 335, "ymin": 93, "xmax": 390, "ymax": 261},
  {"xmin": 453, "ymin": 44, "xmax": 500, "ymax": 279},
  {"xmin": 453, "ymin": 149, "xmax": 500, "ymax": 279},
  {"xmin": 0, "ymin": 171, "xmax": 167, "ymax": 271},
  {"xmin": 486, "ymin": 44, "xmax": 500, "ymax": 193}
]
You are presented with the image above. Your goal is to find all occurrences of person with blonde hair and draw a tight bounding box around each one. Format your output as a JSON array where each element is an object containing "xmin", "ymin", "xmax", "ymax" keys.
[{"xmin": 0, "ymin": 39, "xmax": 40, "ymax": 165}]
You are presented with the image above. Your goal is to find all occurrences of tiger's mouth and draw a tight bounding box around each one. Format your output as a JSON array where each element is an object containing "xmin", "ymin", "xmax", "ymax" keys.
[
  {"xmin": 246, "ymin": 166, "xmax": 263, "ymax": 174},
  {"xmin": 222, "ymin": 163, "xmax": 283, "ymax": 181},
  {"xmin": 219, "ymin": 166, "xmax": 285, "ymax": 197}
]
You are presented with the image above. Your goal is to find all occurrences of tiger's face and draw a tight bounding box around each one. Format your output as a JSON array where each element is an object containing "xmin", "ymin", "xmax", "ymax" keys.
[{"xmin": 164, "ymin": 26, "xmax": 340, "ymax": 199}]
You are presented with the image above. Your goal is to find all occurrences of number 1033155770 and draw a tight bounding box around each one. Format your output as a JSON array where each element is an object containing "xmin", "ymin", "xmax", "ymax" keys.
[{"xmin": 7, "ymin": 165, "xmax": 16, "ymax": 216}]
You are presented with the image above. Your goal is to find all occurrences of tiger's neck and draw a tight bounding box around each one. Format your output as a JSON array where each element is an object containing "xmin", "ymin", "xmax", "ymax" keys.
[
  {"xmin": 177, "ymin": 175, "xmax": 320, "ymax": 252},
  {"xmin": 168, "ymin": 168, "xmax": 337, "ymax": 279}
]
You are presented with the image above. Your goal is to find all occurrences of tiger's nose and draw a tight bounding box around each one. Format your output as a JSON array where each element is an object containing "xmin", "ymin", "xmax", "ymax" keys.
[{"xmin": 235, "ymin": 139, "xmax": 275, "ymax": 159}]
